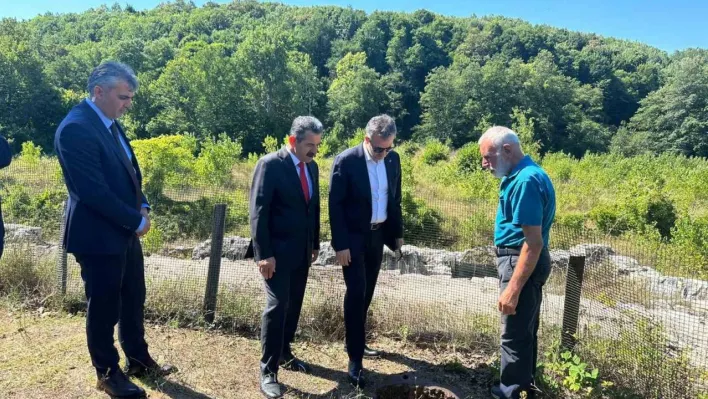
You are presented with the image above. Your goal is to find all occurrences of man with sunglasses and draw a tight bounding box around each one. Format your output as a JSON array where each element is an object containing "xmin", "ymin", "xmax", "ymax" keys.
[{"xmin": 328, "ymin": 114, "xmax": 404, "ymax": 388}]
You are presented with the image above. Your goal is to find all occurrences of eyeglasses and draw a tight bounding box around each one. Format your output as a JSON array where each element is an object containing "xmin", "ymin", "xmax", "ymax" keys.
[{"xmin": 372, "ymin": 145, "xmax": 393, "ymax": 154}]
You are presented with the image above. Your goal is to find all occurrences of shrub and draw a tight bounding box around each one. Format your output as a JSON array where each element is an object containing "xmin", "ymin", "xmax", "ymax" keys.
[
  {"xmin": 420, "ymin": 138, "xmax": 449, "ymax": 165},
  {"xmin": 454, "ymin": 142, "xmax": 482, "ymax": 174},
  {"xmin": 194, "ymin": 133, "xmax": 242, "ymax": 186},
  {"xmin": 20, "ymin": 141, "xmax": 42, "ymax": 166},
  {"xmin": 347, "ymin": 128, "xmax": 366, "ymax": 149},
  {"xmin": 261, "ymin": 135, "xmax": 280, "ymax": 154},
  {"xmin": 401, "ymin": 189, "xmax": 444, "ymax": 247},
  {"xmin": 131, "ymin": 135, "xmax": 197, "ymax": 203}
]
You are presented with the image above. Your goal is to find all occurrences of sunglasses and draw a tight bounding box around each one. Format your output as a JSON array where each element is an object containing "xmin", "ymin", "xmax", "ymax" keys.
[{"xmin": 372, "ymin": 145, "xmax": 393, "ymax": 154}]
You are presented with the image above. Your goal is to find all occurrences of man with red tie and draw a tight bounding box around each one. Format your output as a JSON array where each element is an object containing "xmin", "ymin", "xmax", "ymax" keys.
[{"xmin": 247, "ymin": 116, "xmax": 323, "ymax": 398}]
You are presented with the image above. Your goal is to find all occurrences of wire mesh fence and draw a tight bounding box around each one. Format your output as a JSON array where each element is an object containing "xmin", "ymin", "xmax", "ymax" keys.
[{"xmin": 1, "ymin": 154, "xmax": 707, "ymax": 398}]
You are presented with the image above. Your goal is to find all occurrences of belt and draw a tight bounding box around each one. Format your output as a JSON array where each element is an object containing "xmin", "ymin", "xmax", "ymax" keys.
[
  {"xmin": 370, "ymin": 223, "xmax": 383, "ymax": 231},
  {"xmin": 495, "ymin": 246, "xmax": 521, "ymax": 256}
]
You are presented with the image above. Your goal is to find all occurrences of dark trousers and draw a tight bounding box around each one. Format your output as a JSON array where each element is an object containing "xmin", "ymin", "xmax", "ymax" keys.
[
  {"xmin": 497, "ymin": 248, "xmax": 551, "ymax": 399},
  {"xmin": 260, "ymin": 255, "xmax": 310, "ymax": 376},
  {"xmin": 342, "ymin": 228, "xmax": 384, "ymax": 364},
  {"xmin": 74, "ymin": 235, "xmax": 150, "ymax": 377}
]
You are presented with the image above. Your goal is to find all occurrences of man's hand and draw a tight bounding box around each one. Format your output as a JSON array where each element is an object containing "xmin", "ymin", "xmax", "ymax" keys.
[
  {"xmin": 396, "ymin": 238, "xmax": 404, "ymax": 250},
  {"xmin": 498, "ymin": 286, "xmax": 520, "ymax": 315},
  {"xmin": 336, "ymin": 249, "xmax": 351, "ymax": 266},
  {"xmin": 258, "ymin": 257, "xmax": 276, "ymax": 279},
  {"xmin": 311, "ymin": 250, "xmax": 319, "ymax": 263},
  {"xmin": 136, "ymin": 212, "xmax": 151, "ymax": 237}
]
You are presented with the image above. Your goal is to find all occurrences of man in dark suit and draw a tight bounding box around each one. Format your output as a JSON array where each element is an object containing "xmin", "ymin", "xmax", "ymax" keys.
[
  {"xmin": 0, "ymin": 135, "xmax": 11, "ymax": 259},
  {"xmin": 247, "ymin": 116, "xmax": 323, "ymax": 398},
  {"xmin": 329, "ymin": 114, "xmax": 404, "ymax": 388},
  {"xmin": 55, "ymin": 62, "xmax": 175, "ymax": 398}
]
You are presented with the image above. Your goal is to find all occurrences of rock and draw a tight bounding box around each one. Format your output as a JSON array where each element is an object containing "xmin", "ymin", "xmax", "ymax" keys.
[
  {"xmin": 550, "ymin": 250, "xmax": 570, "ymax": 269},
  {"xmin": 453, "ymin": 247, "xmax": 497, "ymax": 278},
  {"xmin": 682, "ymin": 278, "xmax": 708, "ymax": 300},
  {"xmin": 395, "ymin": 245, "xmax": 427, "ymax": 275},
  {"xmin": 4, "ymin": 224, "xmax": 44, "ymax": 245},
  {"xmin": 418, "ymin": 248, "xmax": 463, "ymax": 269},
  {"xmin": 191, "ymin": 236, "xmax": 250, "ymax": 260},
  {"xmin": 648, "ymin": 276, "xmax": 683, "ymax": 298},
  {"xmin": 192, "ymin": 239, "xmax": 212, "ymax": 260},
  {"xmin": 222, "ymin": 236, "xmax": 251, "ymax": 260},
  {"xmin": 314, "ymin": 242, "xmax": 336, "ymax": 266},
  {"xmin": 164, "ymin": 246, "xmax": 194, "ymax": 259},
  {"xmin": 646, "ymin": 276, "xmax": 708, "ymax": 300},
  {"xmin": 430, "ymin": 265, "xmax": 452, "ymax": 276},
  {"xmin": 569, "ymin": 244, "xmax": 614, "ymax": 265}
]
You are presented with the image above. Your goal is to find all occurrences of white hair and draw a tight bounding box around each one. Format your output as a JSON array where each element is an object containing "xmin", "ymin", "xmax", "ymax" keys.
[{"xmin": 478, "ymin": 126, "xmax": 520, "ymax": 149}]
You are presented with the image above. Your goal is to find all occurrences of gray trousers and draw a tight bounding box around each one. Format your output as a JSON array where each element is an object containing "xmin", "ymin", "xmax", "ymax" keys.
[{"xmin": 497, "ymin": 248, "xmax": 551, "ymax": 399}]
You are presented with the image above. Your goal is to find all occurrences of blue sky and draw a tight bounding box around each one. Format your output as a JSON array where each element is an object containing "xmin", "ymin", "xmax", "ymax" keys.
[{"xmin": 1, "ymin": 0, "xmax": 705, "ymax": 53}]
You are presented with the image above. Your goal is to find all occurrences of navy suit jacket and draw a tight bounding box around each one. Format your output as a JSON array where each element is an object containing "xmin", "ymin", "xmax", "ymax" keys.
[
  {"xmin": 245, "ymin": 148, "xmax": 320, "ymax": 269},
  {"xmin": 0, "ymin": 135, "xmax": 12, "ymax": 255},
  {"xmin": 54, "ymin": 100, "xmax": 148, "ymax": 255},
  {"xmin": 328, "ymin": 144, "xmax": 403, "ymax": 254}
]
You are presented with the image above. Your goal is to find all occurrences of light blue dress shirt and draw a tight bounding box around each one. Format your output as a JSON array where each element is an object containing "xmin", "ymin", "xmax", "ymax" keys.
[{"xmin": 86, "ymin": 99, "xmax": 148, "ymax": 233}]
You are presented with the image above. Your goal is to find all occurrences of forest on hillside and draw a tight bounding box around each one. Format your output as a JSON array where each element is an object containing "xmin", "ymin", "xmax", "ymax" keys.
[{"xmin": 0, "ymin": 0, "xmax": 706, "ymax": 157}]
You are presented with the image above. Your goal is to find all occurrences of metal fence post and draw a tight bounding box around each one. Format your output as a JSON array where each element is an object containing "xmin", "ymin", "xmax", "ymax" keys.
[
  {"xmin": 56, "ymin": 199, "xmax": 68, "ymax": 296},
  {"xmin": 561, "ymin": 255, "xmax": 586, "ymax": 351},
  {"xmin": 203, "ymin": 203, "xmax": 227, "ymax": 324}
]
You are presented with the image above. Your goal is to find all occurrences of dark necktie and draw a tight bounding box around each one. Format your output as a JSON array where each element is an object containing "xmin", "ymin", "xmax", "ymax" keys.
[
  {"xmin": 298, "ymin": 161, "xmax": 310, "ymax": 203},
  {"xmin": 110, "ymin": 122, "xmax": 142, "ymax": 210}
]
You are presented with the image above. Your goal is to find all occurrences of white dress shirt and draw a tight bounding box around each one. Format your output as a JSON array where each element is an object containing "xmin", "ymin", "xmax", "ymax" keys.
[
  {"xmin": 288, "ymin": 149, "xmax": 313, "ymax": 199},
  {"xmin": 364, "ymin": 144, "xmax": 388, "ymax": 224}
]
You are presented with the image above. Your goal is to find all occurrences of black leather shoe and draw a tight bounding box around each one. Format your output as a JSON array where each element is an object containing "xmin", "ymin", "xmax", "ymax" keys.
[
  {"xmin": 279, "ymin": 353, "xmax": 310, "ymax": 373},
  {"xmin": 125, "ymin": 359, "xmax": 178, "ymax": 378},
  {"xmin": 347, "ymin": 361, "xmax": 366, "ymax": 389},
  {"xmin": 96, "ymin": 369, "xmax": 146, "ymax": 398},
  {"xmin": 260, "ymin": 373, "xmax": 283, "ymax": 398},
  {"xmin": 363, "ymin": 345, "xmax": 381, "ymax": 358},
  {"xmin": 491, "ymin": 385, "xmax": 503, "ymax": 399}
]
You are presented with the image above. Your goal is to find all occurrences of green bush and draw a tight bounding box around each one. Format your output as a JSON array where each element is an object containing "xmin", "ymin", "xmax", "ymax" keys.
[
  {"xmin": 401, "ymin": 189, "xmax": 444, "ymax": 247},
  {"xmin": 454, "ymin": 142, "xmax": 482, "ymax": 174},
  {"xmin": 194, "ymin": 133, "xmax": 242, "ymax": 186},
  {"xmin": 1, "ymin": 185, "xmax": 66, "ymax": 235},
  {"xmin": 20, "ymin": 141, "xmax": 42, "ymax": 166},
  {"xmin": 420, "ymin": 138, "xmax": 449, "ymax": 165},
  {"xmin": 261, "ymin": 135, "xmax": 280, "ymax": 154},
  {"xmin": 132, "ymin": 135, "xmax": 197, "ymax": 203}
]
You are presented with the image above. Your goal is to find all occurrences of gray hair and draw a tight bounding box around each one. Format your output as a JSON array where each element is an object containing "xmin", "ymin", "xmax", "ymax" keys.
[
  {"xmin": 478, "ymin": 126, "xmax": 520, "ymax": 149},
  {"xmin": 87, "ymin": 61, "xmax": 139, "ymax": 95},
  {"xmin": 289, "ymin": 116, "xmax": 324, "ymax": 142},
  {"xmin": 365, "ymin": 114, "xmax": 397, "ymax": 139}
]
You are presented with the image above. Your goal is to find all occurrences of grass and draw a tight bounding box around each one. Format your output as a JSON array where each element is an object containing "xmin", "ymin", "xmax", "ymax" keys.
[
  {"xmin": 0, "ymin": 300, "xmax": 498, "ymax": 399},
  {"xmin": 2, "ymin": 244, "xmax": 706, "ymax": 398}
]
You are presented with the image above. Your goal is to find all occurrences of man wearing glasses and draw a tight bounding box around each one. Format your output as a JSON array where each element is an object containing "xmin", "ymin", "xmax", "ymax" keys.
[{"xmin": 328, "ymin": 114, "xmax": 404, "ymax": 388}]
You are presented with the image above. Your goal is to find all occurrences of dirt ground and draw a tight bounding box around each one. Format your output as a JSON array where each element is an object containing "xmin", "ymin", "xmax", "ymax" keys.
[{"xmin": 0, "ymin": 304, "xmax": 498, "ymax": 399}]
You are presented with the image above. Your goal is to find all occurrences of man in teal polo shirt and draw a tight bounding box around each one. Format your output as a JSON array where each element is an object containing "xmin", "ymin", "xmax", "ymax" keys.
[{"xmin": 478, "ymin": 126, "xmax": 556, "ymax": 399}]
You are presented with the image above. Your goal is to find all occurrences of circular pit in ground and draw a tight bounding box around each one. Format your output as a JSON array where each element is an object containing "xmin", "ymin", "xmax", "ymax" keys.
[{"xmin": 374, "ymin": 372, "xmax": 461, "ymax": 399}]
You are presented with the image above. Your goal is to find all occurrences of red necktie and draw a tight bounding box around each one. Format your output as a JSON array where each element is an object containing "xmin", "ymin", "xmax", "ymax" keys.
[{"xmin": 298, "ymin": 162, "xmax": 310, "ymax": 203}]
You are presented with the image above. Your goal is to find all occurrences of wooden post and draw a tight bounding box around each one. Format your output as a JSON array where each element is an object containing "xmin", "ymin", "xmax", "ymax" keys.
[
  {"xmin": 56, "ymin": 199, "xmax": 68, "ymax": 296},
  {"xmin": 203, "ymin": 203, "xmax": 227, "ymax": 324},
  {"xmin": 561, "ymin": 255, "xmax": 586, "ymax": 351}
]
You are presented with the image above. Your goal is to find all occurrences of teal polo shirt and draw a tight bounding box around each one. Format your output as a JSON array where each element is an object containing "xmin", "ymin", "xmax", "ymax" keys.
[{"xmin": 494, "ymin": 155, "xmax": 556, "ymax": 248}]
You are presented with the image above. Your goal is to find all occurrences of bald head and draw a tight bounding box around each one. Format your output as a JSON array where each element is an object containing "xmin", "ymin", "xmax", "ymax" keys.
[{"xmin": 478, "ymin": 126, "xmax": 525, "ymax": 178}]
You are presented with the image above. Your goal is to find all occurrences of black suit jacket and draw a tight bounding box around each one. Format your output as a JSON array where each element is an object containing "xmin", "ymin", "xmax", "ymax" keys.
[
  {"xmin": 54, "ymin": 100, "xmax": 149, "ymax": 255},
  {"xmin": 329, "ymin": 144, "xmax": 403, "ymax": 254},
  {"xmin": 246, "ymin": 148, "xmax": 320, "ymax": 269}
]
